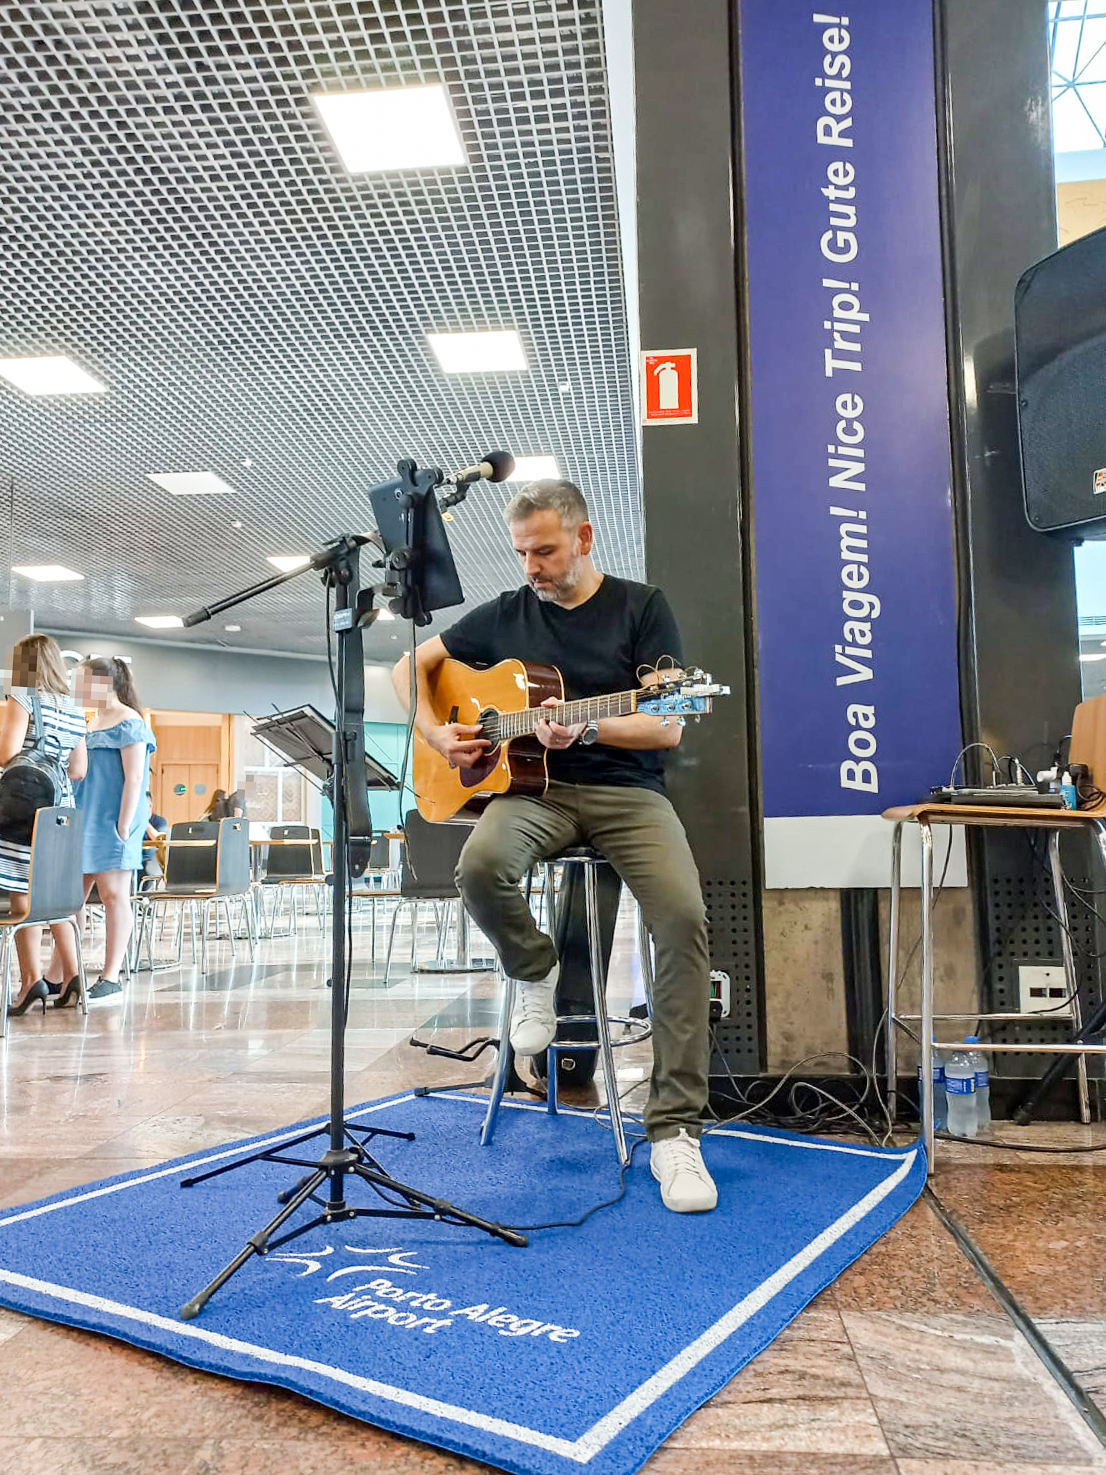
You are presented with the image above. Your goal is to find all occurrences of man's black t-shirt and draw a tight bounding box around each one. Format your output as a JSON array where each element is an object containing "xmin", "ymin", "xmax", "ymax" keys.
[{"xmin": 439, "ymin": 575, "xmax": 683, "ymax": 794}]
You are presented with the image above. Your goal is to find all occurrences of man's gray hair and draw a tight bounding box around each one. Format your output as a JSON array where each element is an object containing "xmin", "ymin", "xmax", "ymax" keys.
[{"xmin": 502, "ymin": 478, "xmax": 589, "ymax": 529}]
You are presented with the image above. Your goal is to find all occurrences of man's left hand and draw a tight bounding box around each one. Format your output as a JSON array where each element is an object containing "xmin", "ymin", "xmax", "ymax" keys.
[{"xmin": 535, "ymin": 696, "xmax": 586, "ymax": 750}]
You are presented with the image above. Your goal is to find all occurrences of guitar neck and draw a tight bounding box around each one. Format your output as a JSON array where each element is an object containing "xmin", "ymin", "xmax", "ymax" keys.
[{"xmin": 497, "ymin": 689, "xmax": 639, "ymax": 741}]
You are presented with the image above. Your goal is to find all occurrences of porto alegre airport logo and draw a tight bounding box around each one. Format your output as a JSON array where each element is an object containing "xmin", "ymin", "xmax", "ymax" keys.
[{"xmin": 268, "ymin": 1244, "xmax": 581, "ymax": 1344}]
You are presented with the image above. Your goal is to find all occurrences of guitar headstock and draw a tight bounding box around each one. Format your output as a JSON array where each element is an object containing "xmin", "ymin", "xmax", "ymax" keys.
[{"xmin": 637, "ymin": 667, "xmax": 730, "ymax": 718}]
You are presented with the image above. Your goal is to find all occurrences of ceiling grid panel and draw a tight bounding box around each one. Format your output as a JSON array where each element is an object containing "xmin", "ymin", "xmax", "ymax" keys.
[{"xmin": 0, "ymin": 0, "xmax": 640, "ymax": 658}]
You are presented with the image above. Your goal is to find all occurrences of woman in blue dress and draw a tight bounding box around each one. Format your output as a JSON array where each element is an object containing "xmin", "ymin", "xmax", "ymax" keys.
[{"xmin": 48, "ymin": 657, "xmax": 156, "ymax": 1007}]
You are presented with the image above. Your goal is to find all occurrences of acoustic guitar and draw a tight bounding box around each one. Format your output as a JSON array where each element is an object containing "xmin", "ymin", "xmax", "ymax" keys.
[{"xmin": 413, "ymin": 657, "xmax": 729, "ymax": 822}]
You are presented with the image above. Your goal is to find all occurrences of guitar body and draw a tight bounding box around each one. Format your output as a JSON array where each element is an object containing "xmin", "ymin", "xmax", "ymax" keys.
[{"xmin": 413, "ymin": 658, "xmax": 563, "ymax": 822}]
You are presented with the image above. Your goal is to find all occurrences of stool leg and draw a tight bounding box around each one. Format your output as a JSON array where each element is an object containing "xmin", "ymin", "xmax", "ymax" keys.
[
  {"xmin": 1049, "ymin": 829, "xmax": 1091, "ymax": 1126},
  {"xmin": 546, "ymin": 1043, "xmax": 560, "ymax": 1117},
  {"xmin": 544, "ymin": 862, "xmax": 557, "ymax": 934},
  {"xmin": 920, "ymin": 821, "xmax": 935, "ymax": 1174},
  {"xmin": 636, "ymin": 902, "xmax": 655, "ymax": 1017},
  {"xmin": 586, "ymin": 862, "xmax": 629, "ymax": 1166},
  {"xmin": 481, "ymin": 976, "xmax": 517, "ymax": 1146},
  {"xmin": 886, "ymin": 820, "xmax": 903, "ymax": 1128}
]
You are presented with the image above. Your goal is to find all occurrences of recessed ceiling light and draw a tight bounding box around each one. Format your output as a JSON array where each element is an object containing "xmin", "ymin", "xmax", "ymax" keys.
[
  {"xmin": 135, "ymin": 615, "xmax": 184, "ymax": 629},
  {"xmin": 558, "ymin": 383, "xmax": 572, "ymax": 394},
  {"xmin": 427, "ymin": 330, "xmax": 527, "ymax": 374},
  {"xmin": 313, "ymin": 84, "xmax": 466, "ymax": 173},
  {"xmin": 11, "ymin": 564, "xmax": 84, "ymax": 582},
  {"xmin": 0, "ymin": 355, "xmax": 106, "ymax": 395},
  {"xmin": 266, "ymin": 554, "xmax": 311, "ymax": 573},
  {"xmin": 224, "ymin": 624, "xmax": 241, "ymax": 632},
  {"xmin": 1080, "ymin": 652, "xmax": 1106, "ymax": 662},
  {"xmin": 148, "ymin": 472, "xmax": 234, "ymax": 496},
  {"xmin": 508, "ymin": 456, "xmax": 562, "ymax": 482},
  {"xmin": 375, "ymin": 608, "xmax": 396, "ymax": 622}
]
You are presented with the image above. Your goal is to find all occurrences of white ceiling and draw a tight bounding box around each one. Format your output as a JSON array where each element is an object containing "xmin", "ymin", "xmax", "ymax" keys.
[{"xmin": 0, "ymin": 0, "xmax": 641, "ymax": 660}]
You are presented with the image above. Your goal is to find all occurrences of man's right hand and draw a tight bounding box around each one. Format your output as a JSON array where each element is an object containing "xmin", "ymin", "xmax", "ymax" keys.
[{"xmin": 428, "ymin": 722, "xmax": 490, "ymax": 770}]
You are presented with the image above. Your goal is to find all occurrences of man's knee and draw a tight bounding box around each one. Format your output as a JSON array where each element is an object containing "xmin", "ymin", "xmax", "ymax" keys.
[
  {"xmin": 648, "ymin": 889, "xmax": 707, "ymax": 952},
  {"xmin": 455, "ymin": 833, "xmax": 505, "ymax": 902}
]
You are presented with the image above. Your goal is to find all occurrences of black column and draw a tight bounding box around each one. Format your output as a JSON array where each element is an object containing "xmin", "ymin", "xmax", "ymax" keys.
[
  {"xmin": 937, "ymin": 0, "xmax": 1102, "ymax": 1095},
  {"xmin": 633, "ymin": 0, "xmax": 764, "ymax": 1073}
]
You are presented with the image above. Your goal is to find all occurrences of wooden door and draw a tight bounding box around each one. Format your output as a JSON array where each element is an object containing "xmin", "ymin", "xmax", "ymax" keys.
[
  {"xmin": 149, "ymin": 713, "xmax": 229, "ymax": 828},
  {"xmin": 158, "ymin": 763, "xmax": 219, "ymax": 828}
]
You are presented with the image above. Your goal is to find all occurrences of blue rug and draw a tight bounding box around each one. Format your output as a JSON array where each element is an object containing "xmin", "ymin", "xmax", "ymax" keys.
[{"xmin": 0, "ymin": 1093, "xmax": 923, "ymax": 1475}]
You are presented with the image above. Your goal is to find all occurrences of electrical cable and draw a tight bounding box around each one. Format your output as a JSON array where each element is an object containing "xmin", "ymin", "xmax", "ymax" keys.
[{"xmin": 936, "ymin": 1131, "xmax": 1106, "ymax": 1154}]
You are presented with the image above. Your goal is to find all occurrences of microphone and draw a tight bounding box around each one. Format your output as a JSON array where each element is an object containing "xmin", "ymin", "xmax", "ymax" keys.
[
  {"xmin": 448, "ymin": 449, "xmax": 515, "ymax": 486},
  {"xmin": 439, "ymin": 451, "xmax": 514, "ymax": 511}
]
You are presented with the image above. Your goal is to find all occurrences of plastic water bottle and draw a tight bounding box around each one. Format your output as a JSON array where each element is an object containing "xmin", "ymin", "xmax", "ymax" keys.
[
  {"xmin": 965, "ymin": 1035, "xmax": 990, "ymax": 1131},
  {"xmin": 944, "ymin": 1043, "xmax": 978, "ymax": 1137},
  {"xmin": 918, "ymin": 1039, "xmax": 946, "ymax": 1131}
]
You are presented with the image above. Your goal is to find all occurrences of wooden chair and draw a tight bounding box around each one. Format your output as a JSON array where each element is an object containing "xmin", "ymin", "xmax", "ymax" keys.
[
  {"xmin": 0, "ymin": 808, "xmax": 88, "ymax": 1034},
  {"xmin": 382, "ymin": 812, "xmax": 477, "ymax": 984},
  {"xmin": 137, "ymin": 818, "xmax": 255, "ymax": 973},
  {"xmin": 258, "ymin": 824, "xmax": 326, "ymax": 937},
  {"xmin": 884, "ymin": 693, "xmax": 1106, "ymax": 1171}
]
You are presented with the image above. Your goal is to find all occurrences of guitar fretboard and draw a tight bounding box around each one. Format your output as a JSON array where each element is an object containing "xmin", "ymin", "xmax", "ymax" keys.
[{"xmin": 491, "ymin": 689, "xmax": 639, "ymax": 742}]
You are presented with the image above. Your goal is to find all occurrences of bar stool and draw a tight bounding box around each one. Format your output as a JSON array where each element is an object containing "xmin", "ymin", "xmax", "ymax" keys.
[{"xmin": 480, "ymin": 846, "xmax": 654, "ymax": 1165}]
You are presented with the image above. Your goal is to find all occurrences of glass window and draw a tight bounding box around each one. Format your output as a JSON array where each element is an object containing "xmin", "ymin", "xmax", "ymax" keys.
[{"xmin": 242, "ymin": 738, "xmax": 307, "ymax": 826}]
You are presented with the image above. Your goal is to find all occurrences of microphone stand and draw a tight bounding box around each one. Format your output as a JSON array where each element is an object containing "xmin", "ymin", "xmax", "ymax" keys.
[{"xmin": 176, "ymin": 510, "xmax": 526, "ymax": 1324}]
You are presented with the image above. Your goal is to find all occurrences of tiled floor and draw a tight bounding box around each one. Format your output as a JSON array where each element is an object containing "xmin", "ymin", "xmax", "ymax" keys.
[{"xmin": 0, "ymin": 901, "xmax": 1104, "ymax": 1475}]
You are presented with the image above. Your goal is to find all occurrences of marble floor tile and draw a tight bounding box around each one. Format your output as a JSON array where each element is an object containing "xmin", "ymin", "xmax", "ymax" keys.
[
  {"xmin": 707, "ymin": 1298, "xmax": 869, "ymax": 1403},
  {"xmin": 1036, "ymin": 1318, "xmax": 1106, "ymax": 1409},
  {"xmin": 643, "ymin": 1455, "xmax": 895, "ymax": 1475},
  {"xmin": 832, "ymin": 1196, "xmax": 998, "ymax": 1312},
  {"xmin": 841, "ymin": 1311, "xmax": 1106, "ymax": 1466},
  {"xmin": 895, "ymin": 1465, "xmax": 1106, "ymax": 1475},
  {"xmin": 931, "ymin": 1164, "xmax": 1106, "ymax": 1316},
  {"xmin": 667, "ymin": 1396, "xmax": 890, "ymax": 1453}
]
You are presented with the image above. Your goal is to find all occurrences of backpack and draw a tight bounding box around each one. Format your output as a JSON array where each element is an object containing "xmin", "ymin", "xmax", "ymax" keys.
[{"xmin": 0, "ymin": 694, "xmax": 70, "ymax": 845}]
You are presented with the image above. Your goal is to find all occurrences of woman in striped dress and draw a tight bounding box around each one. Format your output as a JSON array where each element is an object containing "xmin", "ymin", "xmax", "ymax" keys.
[{"xmin": 0, "ymin": 635, "xmax": 87, "ymax": 1015}]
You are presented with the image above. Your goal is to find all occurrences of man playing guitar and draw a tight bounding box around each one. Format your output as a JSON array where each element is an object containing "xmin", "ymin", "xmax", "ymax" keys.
[{"xmin": 392, "ymin": 479, "xmax": 716, "ymax": 1214}]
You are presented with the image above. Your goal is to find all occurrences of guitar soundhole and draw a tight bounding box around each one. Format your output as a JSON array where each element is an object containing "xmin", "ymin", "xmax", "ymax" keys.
[{"xmin": 460, "ymin": 707, "xmax": 501, "ymax": 790}]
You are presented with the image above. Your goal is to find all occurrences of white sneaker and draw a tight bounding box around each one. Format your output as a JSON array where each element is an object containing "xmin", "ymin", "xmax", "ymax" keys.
[
  {"xmin": 650, "ymin": 1129, "xmax": 718, "ymax": 1213},
  {"xmin": 508, "ymin": 964, "xmax": 558, "ymax": 1055}
]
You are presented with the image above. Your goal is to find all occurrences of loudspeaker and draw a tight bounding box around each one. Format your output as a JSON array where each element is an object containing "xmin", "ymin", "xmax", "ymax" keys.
[{"xmin": 1016, "ymin": 224, "xmax": 1106, "ymax": 537}]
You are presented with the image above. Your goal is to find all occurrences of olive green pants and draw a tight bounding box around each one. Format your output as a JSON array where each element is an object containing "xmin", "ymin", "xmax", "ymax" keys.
[{"xmin": 456, "ymin": 781, "xmax": 710, "ymax": 1141}]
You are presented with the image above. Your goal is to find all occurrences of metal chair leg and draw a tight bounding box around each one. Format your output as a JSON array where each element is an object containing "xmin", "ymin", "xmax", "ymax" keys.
[
  {"xmin": 920, "ymin": 822, "xmax": 935, "ymax": 1174},
  {"xmin": 481, "ymin": 976, "xmax": 517, "ymax": 1146},
  {"xmin": 886, "ymin": 820, "xmax": 903, "ymax": 1127},
  {"xmin": 225, "ymin": 897, "xmax": 238, "ymax": 959},
  {"xmin": 1049, "ymin": 828, "xmax": 1091, "ymax": 1125},
  {"xmin": 0, "ymin": 931, "xmax": 10, "ymax": 1038},
  {"xmin": 383, "ymin": 901, "xmax": 404, "ymax": 985},
  {"xmin": 200, "ymin": 901, "xmax": 210, "ymax": 975},
  {"xmin": 586, "ymin": 862, "xmax": 629, "ymax": 1166},
  {"xmin": 244, "ymin": 894, "xmax": 256, "ymax": 959},
  {"xmin": 71, "ymin": 917, "xmax": 89, "ymax": 1015}
]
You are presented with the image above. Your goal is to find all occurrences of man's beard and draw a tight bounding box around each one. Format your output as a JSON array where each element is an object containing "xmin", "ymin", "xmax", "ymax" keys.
[{"xmin": 529, "ymin": 553, "xmax": 584, "ymax": 603}]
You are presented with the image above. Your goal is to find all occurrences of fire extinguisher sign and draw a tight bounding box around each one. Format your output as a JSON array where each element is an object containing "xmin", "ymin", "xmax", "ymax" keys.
[{"xmin": 640, "ymin": 348, "xmax": 698, "ymax": 425}]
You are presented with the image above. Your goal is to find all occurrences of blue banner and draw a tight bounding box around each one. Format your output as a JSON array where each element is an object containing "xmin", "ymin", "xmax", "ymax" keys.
[{"xmin": 740, "ymin": 0, "xmax": 961, "ymax": 823}]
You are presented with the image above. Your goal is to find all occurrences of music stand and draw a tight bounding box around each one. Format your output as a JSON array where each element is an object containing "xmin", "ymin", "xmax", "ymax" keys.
[{"xmin": 251, "ymin": 705, "xmax": 400, "ymax": 793}]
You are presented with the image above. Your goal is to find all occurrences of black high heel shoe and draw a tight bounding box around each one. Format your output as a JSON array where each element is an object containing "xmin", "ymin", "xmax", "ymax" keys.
[
  {"xmin": 51, "ymin": 977, "xmax": 81, "ymax": 1010},
  {"xmin": 8, "ymin": 979, "xmax": 49, "ymax": 1016}
]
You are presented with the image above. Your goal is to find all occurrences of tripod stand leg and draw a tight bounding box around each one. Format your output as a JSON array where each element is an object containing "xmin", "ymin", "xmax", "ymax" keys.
[
  {"xmin": 180, "ymin": 1165, "xmax": 329, "ymax": 1320},
  {"xmin": 350, "ymin": 1161, "xmax": 527, "ymax": 1247}
]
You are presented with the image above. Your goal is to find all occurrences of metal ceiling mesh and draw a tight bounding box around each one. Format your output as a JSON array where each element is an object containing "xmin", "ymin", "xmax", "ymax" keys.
[{"xmin": 0, "ymin": 0, "xmax": 641, "ymax": 660}]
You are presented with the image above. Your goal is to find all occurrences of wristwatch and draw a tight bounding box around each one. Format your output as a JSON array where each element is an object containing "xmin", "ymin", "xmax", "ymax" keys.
[{"xmin": 579, "ymin": 719, "xmax": 600, "ymax": 746}]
